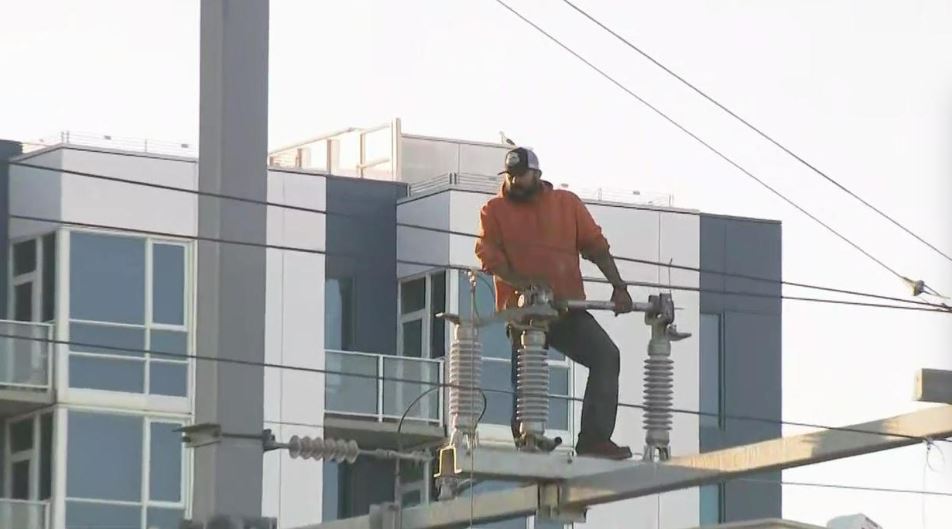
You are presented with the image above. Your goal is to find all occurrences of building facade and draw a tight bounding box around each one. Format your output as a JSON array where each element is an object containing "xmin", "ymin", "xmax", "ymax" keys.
[{"xmin": 0, "ymin": 123, "xmax": 781, "ymax": 529}]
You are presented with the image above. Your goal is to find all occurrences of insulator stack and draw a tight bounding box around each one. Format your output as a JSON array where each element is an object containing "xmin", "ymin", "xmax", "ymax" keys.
[
  {"xmin": 287, "ymin": 436, "xmax": 359, "ymax": 463},
  {"xmin": 448, "ymin": 320, "xmax": 482, "ymax": 436},
  {"xmin": 642, "ymin": 323, "xmax": 674, "ymax": 460},
  {"xmin": 515, "ymin": 327, "xmax": 549, "ymax": 437}
]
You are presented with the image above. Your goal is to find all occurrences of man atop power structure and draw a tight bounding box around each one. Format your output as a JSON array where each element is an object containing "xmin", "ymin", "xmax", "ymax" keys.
[{"xmin": 475, "ymin": 146, "xmax": 635, "ymax": 460}]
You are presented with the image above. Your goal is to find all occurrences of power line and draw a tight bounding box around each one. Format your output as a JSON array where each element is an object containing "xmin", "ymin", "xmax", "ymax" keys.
[
  {"xmin": 11, "ymin": 213, "xmax": 951, "ymax": 314},
  {"xmin": 1, "ymin": 330, "xmax": 945, "ymax": 444},
  {"xmin": 739, "ymin": 477, "xmax": 952, "ymax": 498},
  {"xmin": 10, "ymin": 160, "xmax": 943, "ymax": 310},
  {"xmin": 559, "ymin": 0, "xmax": 952, "ymax": 269},
  {"xmin": 491, "ymin": 0, "xmax": 933, "ymax": 294}
]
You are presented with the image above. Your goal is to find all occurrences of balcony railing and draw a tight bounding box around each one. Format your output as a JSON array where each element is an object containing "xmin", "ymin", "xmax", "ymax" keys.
[
  {"xmin": 0, "ymin": 321, "xmax": 53, "ymax": 391},
  {"xmin": 0, "ymin": 499, "xmax": 49, "ymax": 529},
  {"xmin": 325, "ymin": 350, "xmax": 443, "ymax": 424}
]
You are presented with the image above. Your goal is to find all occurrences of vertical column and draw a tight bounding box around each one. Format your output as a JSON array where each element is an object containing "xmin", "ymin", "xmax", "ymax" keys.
[{"xmin": 193, "ymin": 0, "xmax": 269, "ymax": 520}]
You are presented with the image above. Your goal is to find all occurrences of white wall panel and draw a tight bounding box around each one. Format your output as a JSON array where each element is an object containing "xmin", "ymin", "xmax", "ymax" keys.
[
  {"xmin": 397, "ymin": 194, "xmax": 450, "ymax": 277},
  {"xmin": 9, "ymin": 150, "xmax": 64, "ymax": 239}
]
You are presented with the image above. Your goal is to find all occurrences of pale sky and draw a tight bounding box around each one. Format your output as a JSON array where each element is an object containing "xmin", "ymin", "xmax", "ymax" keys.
[{"xmin": 2, "ymin": 1, "xmax": 951, "ymax": 527}]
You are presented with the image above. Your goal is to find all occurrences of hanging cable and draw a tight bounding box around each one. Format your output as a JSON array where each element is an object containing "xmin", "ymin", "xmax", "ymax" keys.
[{"xmin": 489, "ymin": 0, "xmax": 945, "ymax": 299}]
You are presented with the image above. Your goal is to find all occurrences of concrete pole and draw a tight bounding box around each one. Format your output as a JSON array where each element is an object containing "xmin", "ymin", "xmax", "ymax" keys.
[{"xmin": 193, "ymin": 0, "xmax": 269, "ymax": 520}]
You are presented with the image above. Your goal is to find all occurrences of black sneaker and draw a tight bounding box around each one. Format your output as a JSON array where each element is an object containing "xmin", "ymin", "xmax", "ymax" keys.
[{"xmin": 575, "ymin": 439, "xmax": 633, "ymax": 460}]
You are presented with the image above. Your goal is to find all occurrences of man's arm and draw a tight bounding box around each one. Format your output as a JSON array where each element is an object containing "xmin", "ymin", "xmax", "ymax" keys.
[
  {"xmin": 475, "ymin": 203, "xmax": 537, "ymax": 290},
  {"xmin": 574, "ymin": 196, "xmax": 634, "ymax": 313}
]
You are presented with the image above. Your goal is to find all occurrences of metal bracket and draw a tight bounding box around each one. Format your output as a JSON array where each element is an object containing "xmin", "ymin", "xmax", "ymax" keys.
[
  {"xmin": 178, "ymin": 423, "xmax": 277, "ymax": 451},
  {"xmin": 538, "ymin": 483, "xmax": 586, "ymax": 524}
]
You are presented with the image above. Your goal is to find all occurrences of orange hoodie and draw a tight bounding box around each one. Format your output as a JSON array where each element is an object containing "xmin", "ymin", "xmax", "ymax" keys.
[{"xmin": 475, "ymin": 181, "xmax": 610, "ymax": 312}]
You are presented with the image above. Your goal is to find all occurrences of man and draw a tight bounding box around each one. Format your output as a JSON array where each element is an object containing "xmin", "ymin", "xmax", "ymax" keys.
[{"xmin": 475, "ymin": 146, "xmax": 634, "ymax": 460}]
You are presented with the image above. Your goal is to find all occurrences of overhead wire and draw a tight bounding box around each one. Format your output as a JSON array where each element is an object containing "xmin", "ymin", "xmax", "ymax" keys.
[
  {"xmin": 2, "ymin": 329, "xmax": 945, "ymax": 444},
  {"xmin": 8, "ymin": 160, "xmax": 946, "ymax": 311},
  {"xmin": 489, "ymin": 0, "xmax": 941, "ymax": 297},
  {"xmin": 558, "ymin": 0, "xmax": 952, "ymax": 270},
  {"xmin": 10, "ymin": 213, "xmax": 951, "ymax": 315}
]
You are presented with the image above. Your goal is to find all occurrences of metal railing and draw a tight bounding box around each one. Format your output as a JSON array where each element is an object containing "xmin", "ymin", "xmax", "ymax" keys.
[
  {"xmin": 406, "ymin": 173, "xmax": 502, "ymax": 197},
  {"xmin": 22, "ymin": 131, "xmax": 197, "ymax": 158},
  {"xmin": 0, "ymin": 499, "xmax": 49, "ymax": 529},
  {"xmin": 0, "ymin": 321, "xmax": 53, "ymax": 391},
  {"xmin": 325, "ymin": 350, "xmax": 443, "ymax": 424}
]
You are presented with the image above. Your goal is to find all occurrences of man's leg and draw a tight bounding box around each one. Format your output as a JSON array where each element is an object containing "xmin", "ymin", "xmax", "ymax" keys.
[{"xmin": 547, "ymin": 311, "xmax": 622, "ymax": 451}]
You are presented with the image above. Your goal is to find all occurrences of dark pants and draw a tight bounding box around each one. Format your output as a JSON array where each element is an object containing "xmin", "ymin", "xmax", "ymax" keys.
[{"xmin": 509, "ymin": 310, "xmax": 620, "ymax": 445}]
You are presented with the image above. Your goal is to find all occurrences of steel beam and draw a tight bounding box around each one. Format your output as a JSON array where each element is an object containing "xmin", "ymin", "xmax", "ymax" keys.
[
  {"xmin": 914, "ymin": 369, "xmax": 952, "ymax": 404},
  {"xmin": 439, "ymin": 445, "xmax": 633, "ymax": 481}
]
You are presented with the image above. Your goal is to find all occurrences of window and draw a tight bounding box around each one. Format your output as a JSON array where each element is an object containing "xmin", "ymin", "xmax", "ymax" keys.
[
  {"xmin": 325, "ymin": 278, "xmax": 355, "ymax": 350},
  {"xmin": 3, "ymin": 412, "xmax": 53, "ymax": 502},
  {"xmin": 398, "ymin": 272, "xmax": 447, "ymax": 359},
  {"xmin": 458, "ymin": 272, "xmax": 571, "ymax": 432},
  {"xmin": 699, "ymin": 483, "xmax": 724, "ymax": 525},
  {"xmin": 9, "ymin": 233, "xmax": 56, "ymax": 323},
  {"xmin": 65, "ymin": 411, "xmax": 185, "ymax": 529},
  {"xmin": 699, "ymin": 314, "xmax": 724, "ymax": 430},
  {"xmin": 67, "ymin": 232, "xmax": 189, "ymax": 397}
]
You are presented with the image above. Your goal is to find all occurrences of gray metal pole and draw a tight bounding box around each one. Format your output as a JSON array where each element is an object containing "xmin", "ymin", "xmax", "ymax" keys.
[{"xmin": 193, "ymin": 0, "xmax": 269, "ymax": 520}]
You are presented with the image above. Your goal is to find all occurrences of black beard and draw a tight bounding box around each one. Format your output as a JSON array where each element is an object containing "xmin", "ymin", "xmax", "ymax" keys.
[{"xmin": 506, "ymin": 182, "xmax": 540, "ymax": 202}]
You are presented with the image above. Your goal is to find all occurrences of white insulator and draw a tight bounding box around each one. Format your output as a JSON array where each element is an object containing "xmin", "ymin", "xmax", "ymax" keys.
[
  {"xmin": 643, "ymin": 336, "xmax": 674, "ymax": 446},
  {"xmin": 448, "ymin": 321, "xmax": 482, "ymax": 434},
  {"xmin": 289, "ymin": 436, "xmax": 359, "ymax": 463},
  {"xmin": 288, "ymin": 435, "xmax": 304, "ymax": 459},
  {"xmin": 515, "ymin": 328, "xmax": 549, "ymax": 436}
]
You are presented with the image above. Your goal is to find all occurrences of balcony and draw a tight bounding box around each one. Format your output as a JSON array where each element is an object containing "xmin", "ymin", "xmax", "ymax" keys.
[
  {"xmin": 324, "ymin": 350, "xmax": 444, "ymax": 448},
  {"xmin": 0, "ymin": 499, "xmax": 49, "ymax": 529},
  {"xmin": 0, "ymin": 321, "xmax": 53, "ymax": 416}
]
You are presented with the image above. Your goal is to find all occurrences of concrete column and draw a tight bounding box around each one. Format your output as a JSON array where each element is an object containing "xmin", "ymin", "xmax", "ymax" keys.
[{"xmin": 193, "ymin": 0, "xmax": 269, "ymax": 520}]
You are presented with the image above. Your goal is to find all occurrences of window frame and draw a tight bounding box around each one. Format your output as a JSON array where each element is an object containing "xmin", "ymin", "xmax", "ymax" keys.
[
  {"xmin": 8, "ymin": 233, "xmax": 55, "ymax": 323},
  {"xmin": 398, "ymin": 271, "xmax": 447, "ymax": 360},
  {"xmin": 60, "ymin": 229, "xmax": 192, "ymax": 402},
  {"xmin": 3, "ymin": 410, "xmax": 53, "ymax": 504},
  {"xmin": 699, "ymin": 312, "xmax": 726, "ymax": 431}
]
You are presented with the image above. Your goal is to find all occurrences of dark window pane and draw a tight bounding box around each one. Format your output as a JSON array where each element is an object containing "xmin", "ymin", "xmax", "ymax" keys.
[
  {"xmin": 400, "ymin": 277, "xmax": 426, "ymax": 314},
  {"xmin": 401, "ymin": 320, "xmax": 423, "ymax": 357},
  {"xmin": 325, "ymin": 278, "xmax": 353, "ymax": 350},
  {"xmin": 150, "ymin": 422, "xmax": 182, "ymax": 501},
  {"xmin": 323, "ymin": 461, "xmax": 340, "ymax": 521},
  {"xmin": 67, "ymin": 411, "xmax": 142, "ymax": 501},
  {"xmin": 481, "ymin": 360, "xmax": 513, "ymax": 426},
  {"xmin": 459, "ymin": 272, "xmax": 510, "ymax": 358},
  {"xmin": 700, "ymin": 314, "xmax": 722, "ymax": 430},
  {"xmin": 13, "ymin": 239, "xmax": 36, "ymax": 275},
  {"xmin": 430, "ymin": 272, "xmax": 446, "ymax": 358},
  {"xmin": 401, "ymin": 489, "xmax": 422, "ymax": 507},
  {"xmin": 70, "ymin": 232, "xmax": 145, "ymax": 324},
  {"xmin": 147, "ymin": 507, "xmax": 185, "ymax": 529},
  {"xmin": 12, "ymin": 460, "xmax": 30, "ymax": 499},
  {"xmin": 548, "ymin": 366, "xmax": 570, "ymax": 431},
  {"xmin": 152, "ymin": 244, "xmax": 185, "ymax": 325},
  {"xmin": 41, "ymin": 413, "xmax": 53, "ymax": 499},
  {"xmin": 700, "ymin": 484, "xmax": 721, "ymax": 525},
  {"xmin": 42, "ymin": 233, "xmax": 56, "ymax": 321},
  {"xmin": 10, "ymin": 418, "xmax": 33, "ymax": 452},
  {"xmin": 150, "ymin": 329, "xmax": 188, "ymax": 360},
  {"xmin": 70, "ymin": 323, "xmax": 145, "ymax": 357},
  {"xmin": 14, "ymin": 282, "xmax": 33, "ymax": 321},
  {"xmin": 325, "ymin": 352, "xmax": 378, "ymax": 415},
  {"xmin": 69, "ymin": 356, "xmax": 145, "ymax": 393},
  {"xmin": 150, "ymin": 362, "xmax": 188, "ymax": 397},
  {"xmin": 66, "ymin": 501, "xmax": 140, "ymax": 529}
]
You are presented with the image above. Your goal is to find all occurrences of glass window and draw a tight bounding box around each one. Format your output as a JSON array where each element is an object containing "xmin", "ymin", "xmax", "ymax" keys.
[
  {"xmin": 325, "ymin": 351, "xmax": 378, "ymax": 415},
  {"xmin": 66, "ymin": 502, "xmax": 141, "ymax": 529},
  {"xmin": 150, "ymin": 362, "xmax": 188, "ymax": 397},
  {"xmin": 70, "ymin": 232, "xmax": 146, "ymax": 324},
  {"xmin": 67, "ymin": 412, "xmax": 143, "ymax": 501},
  {"xmin": 10, "ymin": 418, "xmax": 33, "ymax": 452},
  {"xmin": 459, "ymin": 272, "xmax": 509, "ymax": 359},
  {"xmin": 430, "ymin": 271, "xmax": 446, "ymax": 358},
  {"xmin": 699, "ymin": 483, "xmax": 722, "ymax": 525},
  {"xmin": 325, "ymin": 278, "xmax": 354, "ymax": 350},
  {"xmin": 70, "ymin": 356, "xmax": 145, "ymax": 393},
  {"xmin": 323, "ymin": 461, "xmax": 340, "ymax": 521},
  {"xmin": 548, "ymin": 366, "xmax": 570, "ymax": 431},
  {"xmin": 401, "ymin": 277, "xmax": 426, "ymax": 314},
  {"xmin": 40, "ymin": 413, "xmax": 53, "ymax": 500},
  {"xmin": 42, "ymin": 233, "xmax": 56, "ymax": 321},
  {"xmin": 12, "ymin": 460, "xmax": 31, "ymax": 499},
  {"xmin": 70, "ymin": 322, "xmax": 146, "ymax": 357},
  {"xmin": 150, "ymin": 422, "xmax": 182, "ymax": 502},
  {"xmin": 401, "ymin": 320, "xmax": 423, "ymax": 358},
  {"xmin": 700, "ymin": 314, "xmax": 722, "ymax": 430},
  {"xmin": 14, "ymin": 282, "xmax": 33, "ymax": 321},
  {"xmin": 13, "ymin": 239, "xmax": 36, "ymax": 276},
  {"xmin": 152, "ymin": 244, "xmax": 185, "ymax": 325},
  {"xmin": 146, "ymin": 507, "xmax": 185, "ymax": 529},
  {"xmin": 481, "ymin": 360, "xmax": 514, "ymax": 426},
  {"xmin": 150, "ymin": 330, "xmax": 188, "ymax": 360}
]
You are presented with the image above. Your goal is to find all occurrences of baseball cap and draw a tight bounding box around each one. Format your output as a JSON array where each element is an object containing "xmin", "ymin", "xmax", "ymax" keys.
[{"xmin": 499, "ymin": 147, "xmax": 541, "ymax": 176}]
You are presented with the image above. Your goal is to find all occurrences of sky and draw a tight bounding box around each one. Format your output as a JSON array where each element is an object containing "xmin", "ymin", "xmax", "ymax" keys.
[{"xmin": 2, "ymin": 0, "xmax": 951, "ymax": 527}]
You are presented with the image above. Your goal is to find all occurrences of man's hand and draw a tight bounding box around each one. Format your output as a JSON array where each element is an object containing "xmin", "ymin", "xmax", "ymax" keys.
[{"xmin": 611, "ymin": 284, "xmax": 634, "ymax": 315}]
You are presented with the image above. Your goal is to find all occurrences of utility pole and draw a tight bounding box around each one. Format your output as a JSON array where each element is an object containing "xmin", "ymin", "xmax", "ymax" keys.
[{"xmin": 193, "ymin": 0, "xmax": 270, "ymax": 522}]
